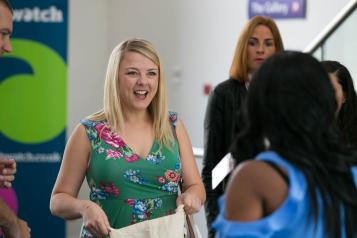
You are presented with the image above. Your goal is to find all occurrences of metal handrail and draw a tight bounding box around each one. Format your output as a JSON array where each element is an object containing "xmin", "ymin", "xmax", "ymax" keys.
[
  {"xmin": 193, "ymin": 147, "xmax": 203, "ymax": 159},
  {"xmin": 304, "ymin": 0, "xmax": 357, "ymax": 54}
]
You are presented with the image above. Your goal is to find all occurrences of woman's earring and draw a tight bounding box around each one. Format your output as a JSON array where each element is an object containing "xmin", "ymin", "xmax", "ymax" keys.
[{"xmin": 263, "ymin": 137, "xmax": 271, "ymax": 150}]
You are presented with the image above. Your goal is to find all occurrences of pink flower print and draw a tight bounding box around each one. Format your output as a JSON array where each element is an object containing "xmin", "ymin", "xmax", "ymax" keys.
[
  {"xmin": 95, "ymin": 123, "xmax": 125, "ymax": 148},
  {"xmin": 106, "ymin": 149, "xmax": 122, "ymax": 159},
  {"xmin": 165, "ymin": 170, "xmax": 179, "ymax": 182},
  {"xmin": 104, "ymin": 134, "xmax": 125, "ymax": 148},
  {"xmin": 95, "ymin": 123, "xmax": 106, "ymax": 135},
  {"xmin": 100, "ymin": 182, "xmax": 120, "ymax": 197},
  {"xmin": 124, "ymin": 154, "xmax": 140, "ymax": 163},
  {"xmin": 141, "ymin": 212, "xmax": 148, "ymax": 220},
  {"xmin": 126, "ymin": 198, "xmax": 135, "ymax": 207},
  {"xmin": 156, "ymin": 176, "xmax": 166, "ymax": 184}
]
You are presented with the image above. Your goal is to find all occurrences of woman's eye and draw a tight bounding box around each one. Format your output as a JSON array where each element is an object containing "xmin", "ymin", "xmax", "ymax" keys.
[
  {"xmin": 127, "ymin": 71, "xmax": 138, "ymax": 75},
  {"xmin": 265, "ymin": 41, "xmax": 274, "ymax": 47},
  {"xmin": 0, "ymin": 31, "xmax": 10, "ymax": 39},
  {"xmin": 148, "ymin": 71, "xmax": 157, "ymax": 76},
  {"xmin": 248, "ymin": 40, "xmax": 256, "ymax": 46}
]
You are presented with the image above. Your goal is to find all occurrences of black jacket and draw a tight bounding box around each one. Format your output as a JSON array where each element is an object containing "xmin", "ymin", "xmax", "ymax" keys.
[{"xmin": 202, "ymin": 78, "xmax": 247, "ymax": 237}]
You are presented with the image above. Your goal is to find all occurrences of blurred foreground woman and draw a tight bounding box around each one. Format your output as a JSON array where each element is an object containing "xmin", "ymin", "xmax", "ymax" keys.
[{"xmin": 214, "ymin": 51, "xmax": 357, "ymax": 238}]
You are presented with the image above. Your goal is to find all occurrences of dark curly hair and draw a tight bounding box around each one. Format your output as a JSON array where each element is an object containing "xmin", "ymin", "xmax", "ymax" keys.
[
  {"xmin": 322, "ymin": 60, "xmax": 357, "ymax": 147},
  {"xmin": 231, "ymin": 51, "xmax": 357, "ymax": 238}
]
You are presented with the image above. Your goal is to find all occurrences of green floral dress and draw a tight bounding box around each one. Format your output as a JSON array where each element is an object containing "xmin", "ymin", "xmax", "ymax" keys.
[{"xmin": 79, "ymin": 112, "xmax": 181, "ymax": 238}]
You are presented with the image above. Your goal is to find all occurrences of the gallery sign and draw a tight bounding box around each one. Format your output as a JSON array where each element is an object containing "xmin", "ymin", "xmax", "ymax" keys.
[{"xmin": 249, "ymin": 0, "xmax": 306, "ymax": 19}]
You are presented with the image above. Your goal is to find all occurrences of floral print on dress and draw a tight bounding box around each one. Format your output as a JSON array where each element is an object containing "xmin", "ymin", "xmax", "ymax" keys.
[
  {"xmin": 124, "ymin": 169, "xmax": 145, "ymax": 184},
  {"xmin": 82, "ymin": 120, "xmax": 141, "ymax": 163},
  {"xmin": 95, "ymin": 123, "xmax": 125, "ymax": 148},
  {"xmin": 156, "ymin": 176, "xmax": 166, "ymax": 184},
  {"xmin": 81, "ymin": 227, "xmax": 94, "ymax": 238},
  {"xmin": 156, "ymin": 169, "xmax": 181, "ymax": 194},
  {"xmin": 165, "ymin": 170, "xmax": 180, "ymax": 181},
  {"xmin": 95, "ymin": 123, "xmax": 140, "ymax": 162},
  {"xmin": 97, "ymin": 147, "xmax": 105, "ymax": 154},
  {"xmin": 80, "ymin": 114, "xmax": 180, "ymax": 233},
  {"xmin": 146, "ymin": 151, "xmax": 166, "ymax": 165},
  {"xmin": 126, "ymin": 198, "xmax": 163, "ymax": 223},
  {"xmin": 89, "ymin": 181, "xmax": 120, "ymax": 200},
  {"xmin": 175, "ymin": 161, "xmax": 181, "ymax": 170},
  {"xmin": 169, "ymin": 111, "xmax": 178, "ymax": 129},
  {"xmin": 124, "ymin": 154, "xmax": 140, "ymax": 163},
  {"xmin": 105, "ymin": 149, "xmax": 122, "ymax": 160},
  {"xmin": 161, "ymin": 181, "xmax": 178, "ymax": 193},
  {"xmin": 81, "ymin": 120, "xmax": 102, "ymax": 150}
]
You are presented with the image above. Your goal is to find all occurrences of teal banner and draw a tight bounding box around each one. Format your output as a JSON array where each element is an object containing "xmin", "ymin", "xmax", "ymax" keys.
[{"xmin": 0, "ymin": 0, "xmax": 67, "ymax": 237}]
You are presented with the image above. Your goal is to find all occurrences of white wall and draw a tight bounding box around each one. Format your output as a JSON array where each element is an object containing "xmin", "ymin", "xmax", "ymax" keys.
[
  {"xmin": 67, "ymin": 0, "xmax": 351, "ymax": 237},
  {"xmin": 66, "ymin": 1, "xmax": 109, "ymax": 237},
  {"xmin": 105, "ymin": 0, "xmax": 350, "ymax": 148}
]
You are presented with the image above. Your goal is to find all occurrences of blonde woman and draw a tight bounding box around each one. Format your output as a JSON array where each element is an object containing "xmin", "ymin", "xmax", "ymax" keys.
[{"xmin": 50, "ymin": 39, "xmax": 205, "ymax": 237}]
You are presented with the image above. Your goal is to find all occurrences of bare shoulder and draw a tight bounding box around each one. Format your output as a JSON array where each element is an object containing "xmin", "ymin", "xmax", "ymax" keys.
[
  {"xmin": 70, "ymin": 123, "xmax": 89, "ymax": 140},
  {"xmin": 64, "ymin": 123, "xmax": 91, "ymax": 153},
  {"xmin": 225, "ymin": 160, "xmax": 289, "ymax": 221},
  {"xmin": 226, "ymin": 160, "xmax": 273, "ymax": 197},
  {"xmin": 175, "ymin": 118, "xmax": 191, "ymax": 141}
]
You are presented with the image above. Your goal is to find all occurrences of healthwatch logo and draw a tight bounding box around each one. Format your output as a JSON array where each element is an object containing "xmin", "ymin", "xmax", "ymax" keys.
[
  {"xmin": 1, "ymin": 39, "xmax": 67, "ymax": 144},
  {"xmin": 13, "ymin": 6, "xmax": 63, "ymax": 23}
]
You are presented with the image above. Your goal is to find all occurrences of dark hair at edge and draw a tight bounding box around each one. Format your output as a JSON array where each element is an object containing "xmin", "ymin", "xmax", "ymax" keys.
[
  {"xmin": 321, "ymin": 60, "xmax": 357, "ymax": 147},
  {"xmin": 0, "ymin": 0, "xmax": 13, "ymax": 14},
  {"xmin": 231, "ymin": 51, "xmax": 357, "ymax": 238}
]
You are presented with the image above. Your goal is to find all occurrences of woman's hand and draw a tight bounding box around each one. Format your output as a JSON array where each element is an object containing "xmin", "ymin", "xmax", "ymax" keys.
[
  {"xmin": 176, "ymin": 192, "xmax": 202, "ymax": 215},
  {"xmin": 0, "ymin": 157, "xmax": 16, "ymax": 188},
  {"xmin": 3, "ymin": 218, "xmax": 31, "ymax": 238},
  {"xmin": 81, "ymin": 200, "xmax": 111, "ymax": 238}
]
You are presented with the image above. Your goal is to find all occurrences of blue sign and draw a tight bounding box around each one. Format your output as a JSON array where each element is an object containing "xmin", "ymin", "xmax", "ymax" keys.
[
  {"xmin": 0, "ymin": 0, "xmax": 67, "ymax": 237},
  {"xmin": 249, "ymin": 0, "xmax": 306, "ymax": 19}
]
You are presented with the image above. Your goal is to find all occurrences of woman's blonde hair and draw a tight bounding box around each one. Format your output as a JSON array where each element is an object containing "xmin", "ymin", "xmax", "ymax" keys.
[
  {"xmin": 229, "ymin": 15, "xmax": 284, "ymax": 83},
  {"xmin": 89, "ymin": 38, "xmax": 173, "ymax": 148}
]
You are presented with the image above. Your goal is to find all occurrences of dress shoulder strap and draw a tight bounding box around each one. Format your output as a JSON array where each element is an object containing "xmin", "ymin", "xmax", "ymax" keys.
[
  {"xmin": 264, "ymin": 161, "xmax": 290, "ymax": 185},
  {"xmin": 80, "ymin": 118, "xmax": 103, "ymax": 144},
  {"xmin": 169, "ymin": 111, "xmax": 178, "ymax": 130}
]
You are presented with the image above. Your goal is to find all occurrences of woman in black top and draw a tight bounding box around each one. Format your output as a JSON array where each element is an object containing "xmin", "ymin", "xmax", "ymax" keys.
[{"xmin": 202, "ymin": 15, "xmax": 284, "ymax": 237}]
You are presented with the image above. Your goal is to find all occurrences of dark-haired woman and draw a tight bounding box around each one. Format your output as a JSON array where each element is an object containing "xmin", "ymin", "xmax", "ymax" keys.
[
  {"xmin": 322, "ymin": 60, "xmax": 357, "ymax": 147},
  {"xmin": 213, "ymin": 51, "xmax": 357, "ymax": 238}
]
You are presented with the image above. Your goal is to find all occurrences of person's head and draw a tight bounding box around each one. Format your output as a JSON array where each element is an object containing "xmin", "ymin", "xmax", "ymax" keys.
[
  {"xmin": 90, "ymin": 38, "xmax": 173, "ymax": 147},
  {"xmin": 229, "ymin": 15, "xmax": 284, "ymax": 83},
  {"xmin": 242, "ymin": 51, "xmax": 336, "ymax": 154},
  {"xmin": 322, "ymin": 60, "xmax": 357, "ymax": 145},
  {"xmin": 232, "ymin": 51, "xmax": 357, "ymax": 238},
  {"xmin": 321, "ymin": 61, "xmax": 356, "ymax": 111},
  {"xmin": 0, "ymin": 0, "xmax": 13, "ymax": 56}
]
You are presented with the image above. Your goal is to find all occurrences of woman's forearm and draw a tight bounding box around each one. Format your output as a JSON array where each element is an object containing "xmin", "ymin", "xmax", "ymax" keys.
[
  {"xmin": 50, "ymin": 193, "xmax": 87, "ymax": 220},
  {"xmin": 0, "ymin": 198, "xmax": 18, "ymax": 228},
  {"xmin": 184, "ymin": 183, "xmax": 206, "ymax": 204}
]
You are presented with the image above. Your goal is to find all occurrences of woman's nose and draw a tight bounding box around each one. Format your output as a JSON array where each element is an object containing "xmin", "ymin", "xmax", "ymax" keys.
[
  {"xmin": 137, "ymin": 74, "xmax": 147, "ymax": 84},
  {"xmin": 256, "ymin": 44, "xmax": 264, "ymax": 54}
]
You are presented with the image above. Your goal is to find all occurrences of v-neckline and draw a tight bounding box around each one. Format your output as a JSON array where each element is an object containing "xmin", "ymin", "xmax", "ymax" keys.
[
  {"xmin": 102, "ymin": 121, "xmax": 156, "ymax": 159},
  {"xmin": 122, "ymin": 136, "xmax": 156, "ymax": 160}
]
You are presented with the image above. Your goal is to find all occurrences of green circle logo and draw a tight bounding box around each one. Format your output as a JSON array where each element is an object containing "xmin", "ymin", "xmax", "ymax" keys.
[{"xmin": 0, "ymin": 39, "xmax": 66, "ymax": 144}]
